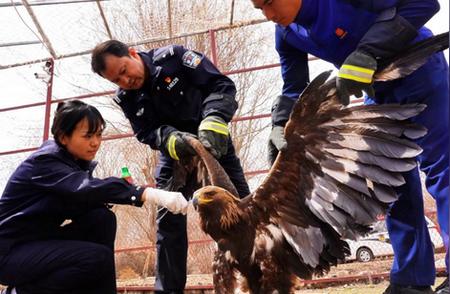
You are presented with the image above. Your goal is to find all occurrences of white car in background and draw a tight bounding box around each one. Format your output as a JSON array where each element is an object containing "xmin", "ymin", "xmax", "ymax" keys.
[{"xmin": 345, "ymin": 216, "xmax": 444, "ymax": 262}]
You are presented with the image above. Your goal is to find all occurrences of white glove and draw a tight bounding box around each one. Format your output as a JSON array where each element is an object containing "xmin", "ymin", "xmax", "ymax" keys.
[{"xmin": 143, "ymin": 187, "xmax": 189, "ymax": 215}]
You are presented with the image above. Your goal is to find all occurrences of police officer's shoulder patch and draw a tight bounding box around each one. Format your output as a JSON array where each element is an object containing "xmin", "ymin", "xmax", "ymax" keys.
[
  {"xmin": 114, "ymin": 89, "xmax": 127, "ymax": 104},
  {"xmin": 113, "ymin": 95, "xmax": 121, "ymax": 104},
  {"xmin": 182, "ymin": 50, "xmax": 202, "ymax": 69},
  {"xmin": 153, "ymin": 46, "xmax": 175, "ymax": 65}
]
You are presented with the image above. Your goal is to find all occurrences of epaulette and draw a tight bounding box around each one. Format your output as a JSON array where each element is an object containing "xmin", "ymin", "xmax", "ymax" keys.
[
  {"xmin": 114, "ymin": 89, "xmax": 127, "ymax": 104},
  {"xmin": 152, "ymin": 46, "xmax": 176, "ymax": 65}
]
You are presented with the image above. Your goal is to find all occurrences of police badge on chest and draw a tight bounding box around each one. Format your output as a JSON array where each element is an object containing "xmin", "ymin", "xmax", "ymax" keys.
[{"xmin": 164, "ymin": 76, "xmax": 179, "ymax": 91}]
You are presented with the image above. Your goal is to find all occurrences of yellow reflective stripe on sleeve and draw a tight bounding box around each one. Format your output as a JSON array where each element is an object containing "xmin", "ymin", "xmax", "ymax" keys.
[
  {"xmin": 338, "ymin": 64, "xmax": 375, "ymax": 84},
  {"xmin": 341, "ymin": 64, "xmax": 375, "ymax": 74},
  {"xmin": 199, "ymin": 121, "xmax": 229, "ymax": 136},
  {"xmin": 338, "ymin": 73, "xmax": 373, "ymax": 83},
  {"xmin": 167, "ymin": 135, "xmax": 179, "ymax": 160}
]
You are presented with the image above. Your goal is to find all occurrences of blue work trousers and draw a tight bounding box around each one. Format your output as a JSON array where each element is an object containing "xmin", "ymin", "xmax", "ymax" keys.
[
  {"xmin": 366, "ymin": 51, "xmax": 449, "ymax": 286},
  {"xmin": 153, "ymin": 138, "xmax": 250, "ymax": 293}
]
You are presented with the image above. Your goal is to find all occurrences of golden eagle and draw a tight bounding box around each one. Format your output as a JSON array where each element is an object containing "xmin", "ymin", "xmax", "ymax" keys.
[{"xmin": 177, "ymin": 33, "xmax": 449, "ymax": 293}]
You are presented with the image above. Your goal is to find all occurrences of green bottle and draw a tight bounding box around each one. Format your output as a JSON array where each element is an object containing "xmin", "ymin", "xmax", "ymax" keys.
[{"xmin": 121, "ymin": 167, "xmax": 133, "ymax": 184}]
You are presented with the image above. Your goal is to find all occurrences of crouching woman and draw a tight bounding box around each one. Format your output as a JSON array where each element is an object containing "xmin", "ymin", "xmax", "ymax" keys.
[{"xmin": 0, "ymin": 100, "xmax": 188, "ymax": 294}]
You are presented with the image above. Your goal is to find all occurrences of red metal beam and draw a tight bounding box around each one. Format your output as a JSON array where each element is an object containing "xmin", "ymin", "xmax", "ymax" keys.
[
  {"xmin": 245, "ymin": 169, "xmax": 269, "ymax": 176},
  {"xmin": 115, "ymin": 245, "xmax": 154, "ymax": 254},
  {"xmin": 0, "ymin": 133, "xmax": 133, "ymax": 156},
  {"xmin": 0, "ymin": 91, "xmax": 114, "ymax": 113},
  {"xmin": 0, "ymin": 147, "xmax": 39, "ymax": 156},
  {"xmin": 226, "ymin": 62, "xmax": 281, "ymax": 75},
  {"xmin": 102, "ymin": 133, "xmax": 134, "ymax": 141},
  {"xmin": 0, "ymin": 112, "xmax": 272, "ymax": 156},
  {"xmin": 115, "ymin": 239, "xmax": 214, "ymax": 254},
  {"xmin": 0, "ymin": 58, "xmax": 319, "ymax": 115},
  {"xmin": 209, "ymin": 30, "xmax": 218, "ymax": 66},
  {"xmin": 42, "ymin": 59, "xmax": 54, "ymax": 141},
  {"xmin": 232, "ymin": 113, "xmax": 270, "ymax": 122}
]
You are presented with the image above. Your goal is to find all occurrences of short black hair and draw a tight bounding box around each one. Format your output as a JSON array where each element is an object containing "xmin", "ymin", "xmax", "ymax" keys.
[
  {"xmin": 91, "ymin": 40, "xmax": 130, "ymax": 76},
  {"xmin": 51, "ymin": 100, "xmax": 106, "ymax": 146}
]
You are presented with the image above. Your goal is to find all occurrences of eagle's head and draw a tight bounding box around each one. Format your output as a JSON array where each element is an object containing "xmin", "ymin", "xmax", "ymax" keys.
[{"xmin": 192, "ymin": 185, "xmax": 243, "ymax": 231}]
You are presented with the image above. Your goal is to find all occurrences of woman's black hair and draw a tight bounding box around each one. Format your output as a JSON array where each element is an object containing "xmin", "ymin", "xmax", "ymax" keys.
[{"xmin": 51, "ymin": 100, "xmax": 106, "ymax": 146}]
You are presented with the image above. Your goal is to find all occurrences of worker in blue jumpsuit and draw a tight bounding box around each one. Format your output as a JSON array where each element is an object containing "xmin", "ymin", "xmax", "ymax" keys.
[
  {"xmin": 251, "ymin": 0, "xmax": 449, "ymax": 293},
  {"xmin": 0, "ymin": 100, "xmax": 188, "ymax": 294},
  {"xmin": 91, "ymin": 40, "xmax": 250, "ymax": 293}
]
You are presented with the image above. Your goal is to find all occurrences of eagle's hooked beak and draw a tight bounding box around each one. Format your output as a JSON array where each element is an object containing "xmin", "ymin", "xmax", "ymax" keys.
[
  {"xmin": 192, "ymin": 192, "xmax": 199, "ymax": 211},
  {"xmin": 192, "ymin": 188, "xmax": 214, "ymax": 211}
]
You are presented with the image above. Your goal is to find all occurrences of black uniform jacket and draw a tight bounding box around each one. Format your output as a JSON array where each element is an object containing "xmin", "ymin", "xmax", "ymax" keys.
[
  {"xmin": 0, "ymin": 140, "xmax": 144, "ymax": 254},
  {"xmin": 114, "ymin": 45, "xmax": 238, "ymax": 155}
]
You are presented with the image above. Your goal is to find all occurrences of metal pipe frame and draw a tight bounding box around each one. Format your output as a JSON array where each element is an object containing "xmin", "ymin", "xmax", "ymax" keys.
[
  {"xmin": 21, "ymin": 0, "xmax": 57, "ymax": 58},
  {"xmin": 0, "ymin": 54, "xmax": 359, "ymax": 157},
  {"xmin": 0, "ymin": 59, "xmax": 313, "ymax": 113},
  {"xmin": 229, "ymin": 0, "xmax": 235, "ymax": 25},
  {"xmin": 0, "ymin": 40, "xmax": 41, "ymax": 47},
  {"xmin": 0, "ymin": 111, "xmax": 272, "ymax": 156},
  {"xmin": 95, "ymin": 0, "xmax": 113, "ymax": 39},
  {"xmin": 208, "ymin": 30, "xmax": 218, "ymax": 66},
  {"xmin": 42, "ymin": 58, "xmax": 54, "ymax": 141},
  {"xmin": 1, "ymin": 18, "xmax": 268, "ymax": 70},
  {"xmin": 1, "ymin": 0, "xmax": 108, "ymax": 8},
  {"xmin": 167, "ymin": 0, "xmax": 172, "ymax": 38}
]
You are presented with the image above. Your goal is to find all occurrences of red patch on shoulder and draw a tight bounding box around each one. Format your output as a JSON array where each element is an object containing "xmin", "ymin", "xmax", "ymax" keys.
[{"xmin": 335, "ymin": 28, "xmax": 347, "ymax": 39}]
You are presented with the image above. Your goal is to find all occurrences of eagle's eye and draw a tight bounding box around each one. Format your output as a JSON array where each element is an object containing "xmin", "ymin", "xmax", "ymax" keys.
[
  {"xmin": 192, "ymin": 188, "xmax": 217, "ymax": 208},
  {"xmin": 204, "ymin": 190, "xmax": 216, "ymax": 197}
]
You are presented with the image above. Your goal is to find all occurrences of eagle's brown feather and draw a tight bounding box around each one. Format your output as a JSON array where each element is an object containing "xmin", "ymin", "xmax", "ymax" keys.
[{"xmin": 183, "ymin": 33, "xmax": 449, "ymax": 293}]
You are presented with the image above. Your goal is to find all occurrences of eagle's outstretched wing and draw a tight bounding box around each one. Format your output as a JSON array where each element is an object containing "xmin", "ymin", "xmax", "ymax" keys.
[
  {"xmin": 188, "ymin": 32, "xmax": 448, "ymax": 291},
  {"xmin": 252, "ymin": 33, "xmax": 450, "ymax": 229},
  {"xmin": 256, "ymin": 69, "xmax": 425, "ymax": 229},
  {"xmin": 247, "ymin": 33, "xmax": 449, "ymax": 270},
  {"xmin": 249, "ymin": 70, "xmax": 424, "ymax": 269}
]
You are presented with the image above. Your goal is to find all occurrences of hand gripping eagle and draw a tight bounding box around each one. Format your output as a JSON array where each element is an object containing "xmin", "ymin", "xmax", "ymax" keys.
[{"xmin": 176, "ymin": 32, "xmax": 448, "ymax": 293}]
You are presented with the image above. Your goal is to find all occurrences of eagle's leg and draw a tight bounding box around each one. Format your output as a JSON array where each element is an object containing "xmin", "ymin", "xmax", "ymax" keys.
[
  {"xmin": 259, "ymin": 256, "xmax": 294, "ymax": 293},
  {"xmin": 239, "ymin": 265, "xmax": 263, "ymax": 294},
  {"xmin": 212, "ymin": 250, "xmax": 237, "ymax": 294}
]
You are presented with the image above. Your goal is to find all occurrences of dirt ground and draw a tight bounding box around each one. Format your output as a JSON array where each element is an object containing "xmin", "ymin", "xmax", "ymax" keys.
[
  {"xmin": 117, "ymin": 276, "xmax": 447, "ymax": 293},
  {"xmin": 117, "ymin": 253, "xmax": 447, "ymax": 293},
  {"xmin": 299, "ymin": 278, "xmax": 447, "ymax": 294},
  {"xmin": 5, "ymin": 252, "xmax": 445, "ymax": 292}
]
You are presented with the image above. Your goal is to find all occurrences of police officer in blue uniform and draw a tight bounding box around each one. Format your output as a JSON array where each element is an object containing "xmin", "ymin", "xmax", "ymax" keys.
[
  {"xmin": 91, "ymin": 40, "xmax": 250, "ymax": 293},
  {"xmin": 0, "ymin": 100, "xmax": 188, "ymax": 294},
  {"xmin": 251, "ymin": 0, "xmax": 449, "ymax": 293}
]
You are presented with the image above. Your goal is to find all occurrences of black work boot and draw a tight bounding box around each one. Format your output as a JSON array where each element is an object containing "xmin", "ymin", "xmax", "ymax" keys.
[
  {"xmin": 383, "ymin": 283, "xmax": 435, "ymax": 294},
  {"xmin": 435, "ymin": 277, "xmax": 449, "ymax": 294}
]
